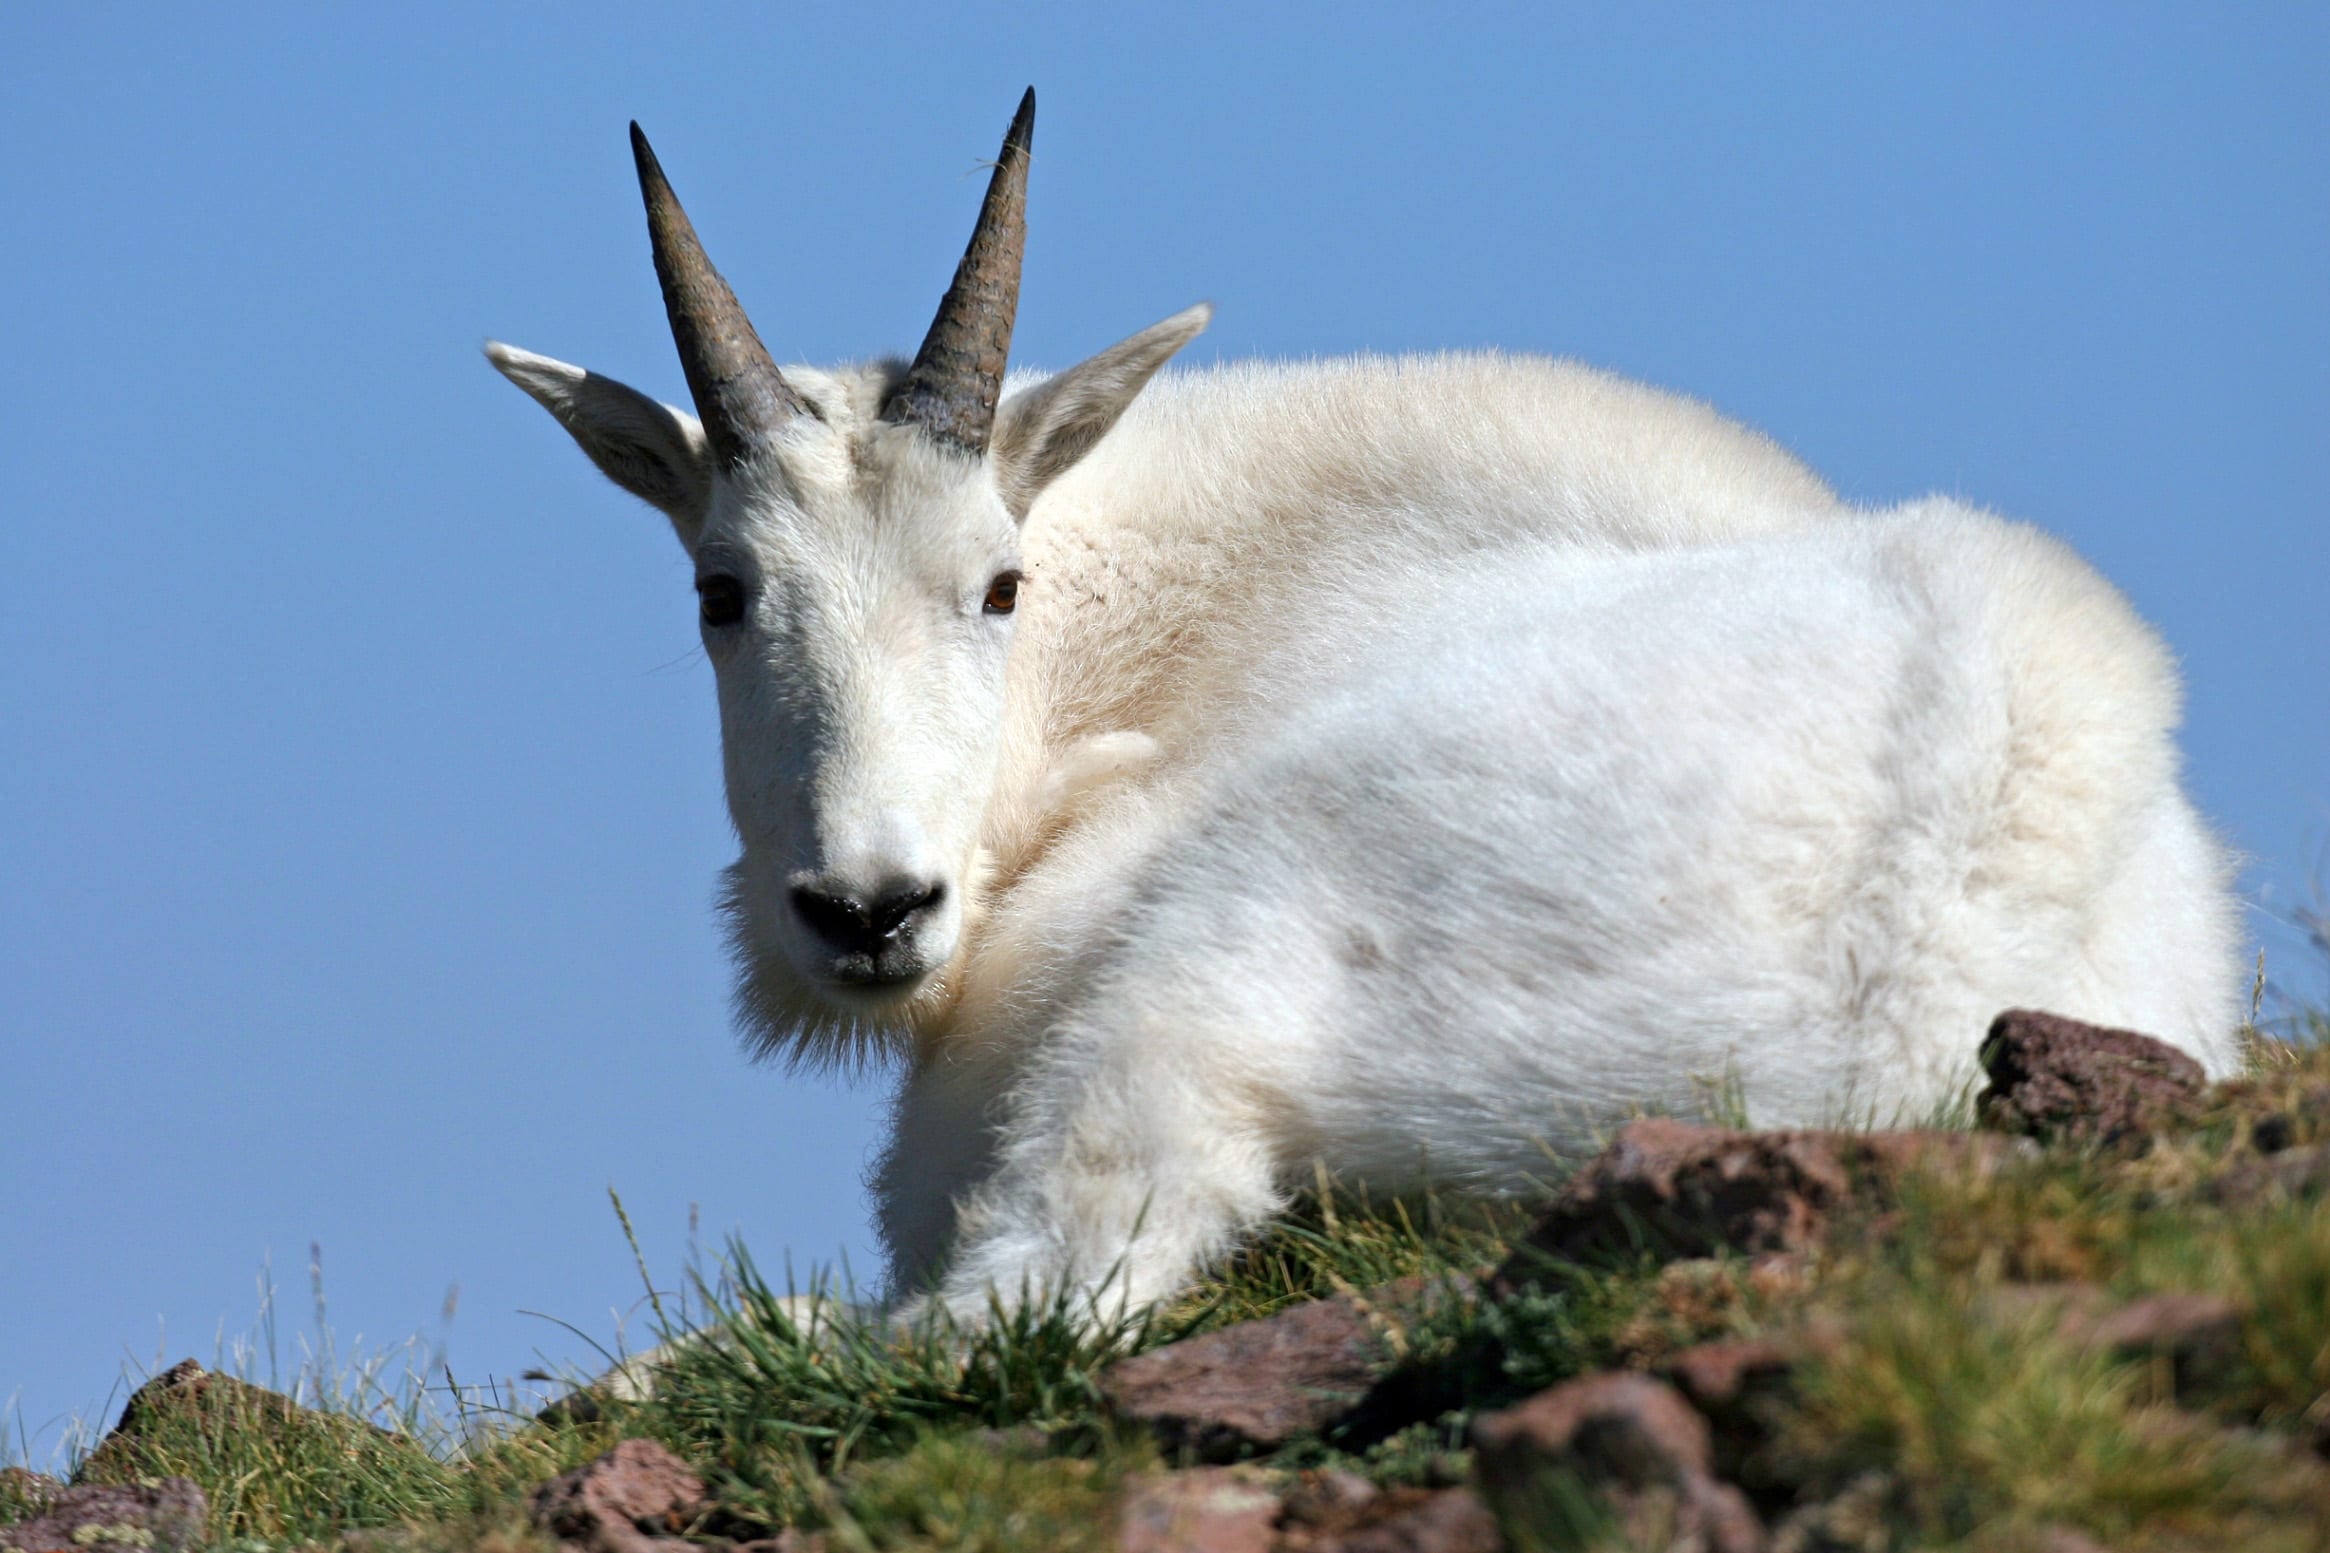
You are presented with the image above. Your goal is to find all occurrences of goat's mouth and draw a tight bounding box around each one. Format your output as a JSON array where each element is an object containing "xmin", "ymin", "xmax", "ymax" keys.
[
  {"xmin": 811, "ymin": 958, "xmax": 939, "ymax": 1014},
  {"xmin": 799, "ymin": 925, "xmax": 951, "ymax": 1003},
  {"xmin": 829, "ymin": 960, "xmax": 929, "ymax": 991}
]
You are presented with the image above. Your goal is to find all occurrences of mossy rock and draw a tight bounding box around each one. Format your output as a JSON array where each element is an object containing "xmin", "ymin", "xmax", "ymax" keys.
[{"xmin": 74, "ymin": 1361, "xmax": 453, "ymax": 1544}]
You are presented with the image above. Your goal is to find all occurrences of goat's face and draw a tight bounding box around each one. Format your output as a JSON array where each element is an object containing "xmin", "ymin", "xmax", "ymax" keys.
[
  {"xmin": 698, "ymin": 389, "xmax": 1021, "ymax": 1038},
  {"xmin": 487, "ymin": 92, "xmax": 1205, "ymax": 1063}
]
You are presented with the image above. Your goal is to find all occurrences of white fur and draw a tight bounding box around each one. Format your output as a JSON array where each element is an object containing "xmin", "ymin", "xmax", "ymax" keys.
[
  {"xmin": 490, "ymin": 166, "xmax": 2237, "ymax": 1333},
  {"xmin": 913, "ymin": 506, "xmax": 2241, "ymax": 1319}
]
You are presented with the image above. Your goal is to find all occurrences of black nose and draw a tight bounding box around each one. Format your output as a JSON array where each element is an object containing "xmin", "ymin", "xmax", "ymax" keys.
[{"xmin": 790, "ymin": 880, "xmax": 946, "ymax": 958}]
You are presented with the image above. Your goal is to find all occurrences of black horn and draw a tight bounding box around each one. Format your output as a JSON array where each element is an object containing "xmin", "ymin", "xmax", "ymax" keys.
[
  {"xmin": 631, "ymin": 122, "xmax": 809, "ymax": 469},
  {"xmin": 881, "ymin": 88, "xmax": 1034, "ymax": 456}
]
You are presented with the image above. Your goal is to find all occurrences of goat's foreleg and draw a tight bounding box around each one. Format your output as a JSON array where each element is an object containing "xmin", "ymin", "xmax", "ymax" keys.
[{"xmin": 922, "ymin": 1006, "xmax": 1292, "ymax": 1327}]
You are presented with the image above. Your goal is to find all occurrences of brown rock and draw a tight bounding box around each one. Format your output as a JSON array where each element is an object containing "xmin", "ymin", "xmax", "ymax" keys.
[
  {"xmin": 1978, "ymin": 1280, "xmax": 2114, "ymax": 1332},
  {"xmin": 1980, "ymin": 1283, "xmax": 2244, "ymax": 1402},
  {"xmin": 1492, "ymin": 1120, "xmax": 2005, "ymax": 1291},
  {"xmin": 1976, "ymin": 1009, "xmax": 2206, "ymax": 1145},
  {"xmin": 1114, "ymin": 1468, "xmax": 1278, "ymax": 1553},
  {"xmin": 1277, "ymin": 1476, "xmax": 1503, "ymax": 1553},
  {"xmin": 1655, "ymin": 1337, "xmax": 1806, "ymax": 1491},
  {"xmin": 1473, "ymin": 1372, "xmax": 1714, "ymax": 1480},
  {"xmin": 1766, "ymin": 1471, "xmax": 1902, "ymax": 1553},
  {"xmin": 1102, "ymin": 1281, "xmax": 1456, "ymax": 1458},
  {"xmin": 110, "ymin": 1361, "xmax": 221, "ymax": 1437},
  {"xmin": 102, "ymin": 1358, "xmax": 342, "ymax": 1443},
  {"xmin": 0, "ymin": 1470, "xmax": 60, "ymax": 1518},
  {"xmin": 0, "ymin": 1477, "xmax": 207, "ymax": 1553},
  {"xmin": 530, "ymin": 1439, "xmax": 708, "ymax": 1553},
  {"xmin": 2026, "ymin": 1527, "xmax": 2119, "ymax": 1553},
  {"xmin": 77, "ymin": 1359, "xmax": 417, "ymax": 1490},
  {"xmin": 2084, "ymin": 1292, "xmax": 2243, "ymax": 1398},
  {"xmin": 1658, "ymin": 1338, "xmax": 1799, "ymax": 1412},
  {"xmin": 2207, "ymin": 1142, "xmax": 2330, "ymax": 1208},
  {"xmin": 1314, "ymin": 1488, "xmax": 1503, "ymax": 1553},
  {"xmin": 1471, "ymin": 1373, "xmax": 1764, "ymax": 1553},
  {"xmin": 1277, "ymin": 1470, "xmax": 1381, "ymax": 1528}
]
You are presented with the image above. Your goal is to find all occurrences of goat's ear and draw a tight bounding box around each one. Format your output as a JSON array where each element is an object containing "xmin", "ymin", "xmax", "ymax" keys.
[
  {"xmin": 485, "ymin": 341, "xmax": 713, "ymax": 549},
  {"xmin": 991, "ymin": 303, "xmax": 1210, "ymax": 520}
]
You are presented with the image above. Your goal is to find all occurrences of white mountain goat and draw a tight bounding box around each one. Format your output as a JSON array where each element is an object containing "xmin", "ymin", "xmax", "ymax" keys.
[{"xmin": 487, "ymin": 91, "xmax": 2241, "ymax": 1326}]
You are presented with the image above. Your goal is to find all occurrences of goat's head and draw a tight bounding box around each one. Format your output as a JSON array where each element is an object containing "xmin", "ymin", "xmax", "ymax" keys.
[{"xmin": 487, "ymin": 91, "xmax": 1206, "ymax": 1065}]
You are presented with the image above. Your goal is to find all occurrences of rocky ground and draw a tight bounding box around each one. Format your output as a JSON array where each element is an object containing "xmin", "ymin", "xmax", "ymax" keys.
[{"xmin": 8, "ymin": 1009, "xmax": 2328, "ymax": 1553}]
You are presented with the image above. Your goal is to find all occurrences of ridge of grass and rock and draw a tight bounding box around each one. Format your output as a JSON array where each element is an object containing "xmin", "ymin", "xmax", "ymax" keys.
[{"xmin": 9, "ymin": 988, "xmax": 2329, "ymax": 1552}]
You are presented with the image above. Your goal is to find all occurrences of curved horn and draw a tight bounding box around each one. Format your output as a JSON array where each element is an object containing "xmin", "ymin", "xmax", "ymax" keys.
[
  {"xmin": 881, "ymin": 88, "xmax": 1034, "ymax": 456},
  {"xmin": 631, "ymin": 122, "xmax": 808, "ymax": 469}
]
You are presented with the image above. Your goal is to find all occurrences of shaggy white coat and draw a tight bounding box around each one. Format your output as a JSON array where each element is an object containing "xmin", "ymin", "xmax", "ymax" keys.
[
  {"xmin": 491, "ymin": 334, "xmax": 2239, "ymax": 1326},
  {"xmin": 911, "ymin": 501, "xmax": 2241, "ymax": 1318}
]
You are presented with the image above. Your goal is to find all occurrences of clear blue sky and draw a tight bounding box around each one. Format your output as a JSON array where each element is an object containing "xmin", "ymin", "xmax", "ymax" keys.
[{"xmin": 4, "ymin": 4, "xmax": 2324, "ymax": 1457}]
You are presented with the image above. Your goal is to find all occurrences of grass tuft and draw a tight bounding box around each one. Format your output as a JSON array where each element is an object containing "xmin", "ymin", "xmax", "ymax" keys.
[
  {"xmin": 624, "ymin": 1249, "xmax": 1157, "ymax": 1528},
  {"xmin": 1777, "ymin": 1255, "xmax": 2330, "ymax": 1550},
  {"xmin": 817, "ymin": 1432, "xmax": 1146, "ymax": 1553}
]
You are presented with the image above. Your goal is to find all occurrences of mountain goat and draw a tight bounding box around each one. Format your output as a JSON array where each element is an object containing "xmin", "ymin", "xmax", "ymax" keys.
[{"xmin": 487, "ymin": 91, "xmax": 2241, "ymax": 1325}]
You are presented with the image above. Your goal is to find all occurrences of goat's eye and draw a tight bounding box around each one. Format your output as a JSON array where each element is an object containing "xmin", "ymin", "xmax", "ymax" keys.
[
  {"xmin": 983, "ymin": 570, "xmax": 1021, "ymax": 616},
  {"xmin": 697, "ymin": 574, "xmax": 746, "ymax": 628}
]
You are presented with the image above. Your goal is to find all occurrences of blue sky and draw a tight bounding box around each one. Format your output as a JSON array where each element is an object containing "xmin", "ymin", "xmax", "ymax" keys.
[{"xmin": 4, "ymin": 4, "xmax": 2324, "ymax": 1455}]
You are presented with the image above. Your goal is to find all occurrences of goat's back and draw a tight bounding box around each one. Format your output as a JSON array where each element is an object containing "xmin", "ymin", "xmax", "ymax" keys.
[
  {"xmin": 1007, "ymin": 501, "xmax": 2240, "ymax": 1189},
  {"xmin": 1003, "ymin": 353, "xmax": 1844, "ymax": 768}
]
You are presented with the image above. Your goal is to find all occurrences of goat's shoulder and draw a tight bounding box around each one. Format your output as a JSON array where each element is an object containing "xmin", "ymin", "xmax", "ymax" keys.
[{"xmin": 1024, "ymin": 351, "xmax": 1838, "ymax": 556}]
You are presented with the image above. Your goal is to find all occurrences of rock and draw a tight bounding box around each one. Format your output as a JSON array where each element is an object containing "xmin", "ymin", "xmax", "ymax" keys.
[
  {"xmin": 2207, "ymin": 1142, "xmax": 2330, "ymax": 1208},
  {"xmin": 0, "ymin": 1477, "xmax": 208, "ymax": 1553},
  {"xmin": 1658, "ymin": 1338, "xmax": 1799, "ymax": 1413},
  {"xmin": 100, "ymin": 1358, "xmax": 322, "ymax": 1446},
  {"xmin": 1277, "ymin": 1470, "xmax": 1381, "ymax": 1529},
  {"xmin": 1491, "ymin": 1120, "xmax": 2006, "ymax": 1291},
  {"xmin": 1981, "ymin": 1283, "xmax": 2244, "ymax": 1402},
  {"xmin": 2084, "ymin": 1292, "xmax": 2243, "ymax": 1399},
  {"xmin": 2025, "ymin": 1528, "xmax": 2120, "ymax": 1553},
  {"xmin": 0, "ymin": 1470, "xmax": 60, "ymax": 1518},
  {"xmin": 1278, "ymin": 1475, "xmax": 1502, "ymax": 1553},
  {"xmin": 1102, "ymin": 1281, "xmax": 1456, "ymax": 1458},
  {"xmin": 1114, "ymin": 1468, "xmax": 1279, "ymax": 1553},
  {"xmin": 1655, "ymin": 1336, "xmax": 1806, "ymax": 1490},
  {"xmin": 1297, "ymin": 1488, "xmax": 1503, "ymax": 1553},
  {"xmin": 1978, "ymin": 1280, "xmax": 2115, "ymax": 1333},
  {"xmin": 1976, "ymin": 1009, "xmax": 2206, "ymax": 1146},
  {"xmin": 1471, "ymin": 1372, "xmax": 1764, "ymax": 1553},
  {"xmin": 530, "ymin": 1439, "xmax": 708, "ymax": 1553},
  {"xmin": 76, "ymin": 1359, "xmax": 424, "ymax": 1491},
  {"xmin": 1765, "ymin": 1471, "xmax": 1901, "ymax": 1553}
]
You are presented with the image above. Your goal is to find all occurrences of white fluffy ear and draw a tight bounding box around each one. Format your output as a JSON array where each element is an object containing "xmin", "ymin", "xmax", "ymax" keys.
[
  {"xmin": 991, "ymin": 304, "xmax": 1210, "ymax": 519},
  {"xmin": 485, "ymin": 341, "xmax": 712, "ymax": 547}
]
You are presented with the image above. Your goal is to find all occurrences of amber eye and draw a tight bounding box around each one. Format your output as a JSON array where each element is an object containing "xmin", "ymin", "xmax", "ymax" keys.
[
  {"xmin": 697, "ymin": 573, "xmax": 746, "ymax": 628},
  {"xmin": 983, "ymin": 570, "xmax": 1021, "ymax": 616}
]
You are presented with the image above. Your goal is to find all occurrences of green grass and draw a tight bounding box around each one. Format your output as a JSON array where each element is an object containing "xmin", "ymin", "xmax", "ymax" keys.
[
  {"xmin": 622, "ymin": 1253, "xmax": 1154, "ymax": 1528},
  {"xmin": 1771, "ymin": 1260, "xmax": 2328, "ymax": 1551},
  {"xmin": 605, "ymin": 1180, "xmax": 1519, "ymax": 1528},
  {"xmin": 12, "ymin": 978, "xmax": 2328, "ymax": 1552},
  {"xmin": 812, "ymin": 1433, "xmax": 1145, "ymax": 1553},
  {"xmin": 50, "ymin": 1352, "xmax": 624, "ymax": 1550}
]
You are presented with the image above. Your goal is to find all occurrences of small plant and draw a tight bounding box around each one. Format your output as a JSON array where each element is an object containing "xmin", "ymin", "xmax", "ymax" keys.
[
  {"xmin": 625, "ymin": 1248, "xmax": 1157, "ymax": 1527},
  {"xmin": 1776, "ymin": 1255, "xmax": 2327, "ymax": 1551}
]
